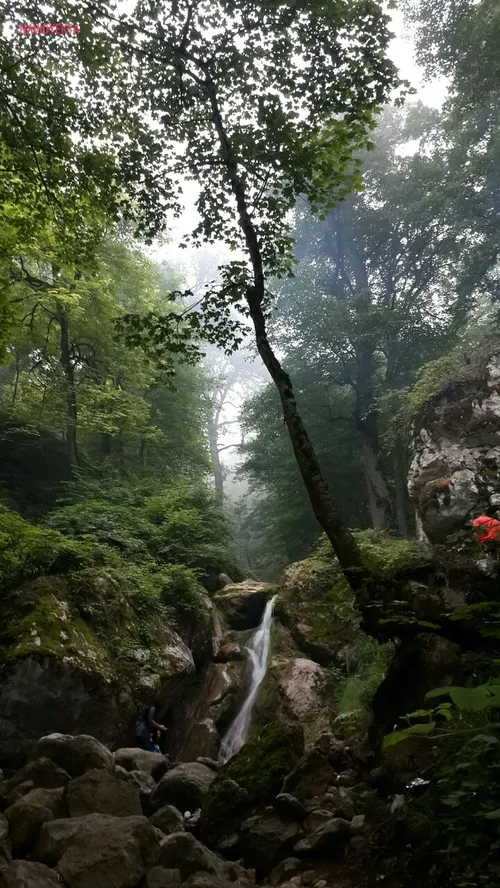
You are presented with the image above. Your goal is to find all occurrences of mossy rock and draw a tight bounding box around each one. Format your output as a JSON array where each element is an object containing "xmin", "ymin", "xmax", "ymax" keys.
[
  {"xmin": 200, "ymin": 720, "xmax": 304, "ymax": 847},
  {"xmin": 278, "ymin": 531, "xmax": 429, "ymax": 663}
]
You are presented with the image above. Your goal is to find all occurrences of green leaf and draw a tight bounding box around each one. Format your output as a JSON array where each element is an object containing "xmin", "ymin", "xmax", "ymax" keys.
[{"xmin": 382, "ymin": 722, "xmax": 436, "ymax": 750}]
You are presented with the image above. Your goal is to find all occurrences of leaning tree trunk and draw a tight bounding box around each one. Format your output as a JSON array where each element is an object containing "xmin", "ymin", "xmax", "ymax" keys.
[
  {"xmin": 207, "ymin": 74, "xmax": 365, "ymax": 589},
  {"xmin": 55, "ymin": 300, "xmax": 79, "ymax": 471}
]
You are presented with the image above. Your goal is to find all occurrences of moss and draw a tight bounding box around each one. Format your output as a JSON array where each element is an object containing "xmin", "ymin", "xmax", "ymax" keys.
[
  {"xmin": 279, "ymin": 530, "xmax": 427, "ymax": 650},
  {"xmin": 0, "ymin": 578, "xmax": 113, "ymax": 679},
  {"xmin": 200, "ymin": 720, "xmax": 304, "ymax": 847},
  {"xmin": 224, "ymin": 719, "xmax": 304, "ymax": 806}
]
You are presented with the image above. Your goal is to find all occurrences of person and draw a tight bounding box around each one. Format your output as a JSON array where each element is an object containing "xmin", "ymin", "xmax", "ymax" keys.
[
  {"xmin": 135, "ymin": 703, "xmax": 166, "ymax": 751},
  {"xmin": 472, "ymin": 515, "xmax": 500, "ymax": 543}
]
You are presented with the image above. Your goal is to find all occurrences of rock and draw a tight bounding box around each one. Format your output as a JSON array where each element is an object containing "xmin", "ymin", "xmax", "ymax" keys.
[
  {"xmin": 282, "ymin": 749, "xmax": 334, "ymax": 804},
  {"xmin": 177, "ymin": 719, "xmax": 220, "ymax": 762},
  {"xmin": 146, "ymin": 866, "xmax": 182, "ymax": 887},
  {"xmin": 213, "ymin": 583, "xmax": 276, "ymax": 630},
  {"xmin": 274, "ymin": 794, "xmax": 308, "ymax": 822},
  {"xmin": 269, "ymin": 657, "xmax": 329, "ymax": 746},
  {"xmin": 114, "ymin": 748, "xmax": 170, "ymax": 782},
  {"xmin": 126, "ymin": 769, "xmax": 158, "ymax": 814},
  {"xmin": 294, "ymin": 818, "xmax": 350, "ymax": 855},
  {"xmin": 196, "ymin": 758, "xmax": 221, "ymax": 772},
  {"xmin": 156, "ymin": 832, "xmax": 224, "ymax": 881},
  {"xmin": 218, "ymin": 573, "xmax": 233, "ymax": 588},
  {"xmin": 304, "ymin": 809, "xmax": 333, "ymax": 834},
  {"xmin": 36, "ymin": 814, "xmax": 160, "ymax": 887},
  {"xmin": 336, "ymin": 769, "xmax": 356, "ymax": 787},
  {"xmin": 301, "ymin": 870, "xmax": 316, "ymax": 886},
  {"xmin": 0, "ymin": 860, "xmax": 63, "ymax": 887},
  {"xmin": 372, "ymin": 633, "xmax": 462, "ymax": 734},
  {"xmin": 214, "ymin": 643, "xmax": 247, "ymax": 663},
  {"xmin": 0, "ymin": 814, "xmax": 11, "ymax": 875},
  {"xmin": 408, "ymin": 348, "xmax": 500, "ymax": 542},
  {"xmin": 151, "ymin": 763, "xmax": 216, "ymax": 814},
  {"xmin": 349, "ymin": 814, "xmax": 366, "ymax": 835},
  {"xmin": 30, "ymin": 734, "xmax": 113, "ymax": 778},
  {"xmin": 4, "ymin": 758, "xmax": 71, "ymax": 793},
  {"xmin": 315, "ymin": 881, "xmax": 327, "ymax": 888},
  {"xmin": 4, "ymin": 781, "xmax": 36, "ymax": 808},
  {"xmin": 5, "ymin": 787, "xmax": 66, "ymax": 854},
  {"xmin": 269, "ymin": 860, "xmax": 302, "ymax": 888},
  {"xmin": 240, "ymin": 814, "xmax": 303, "ymax": 874},
  {"xmin": 65, "ymin": 767, "xmax": 142, "ymax": 817},
  {"xmin": 150, "ymin": 805, "xmax": 185, "ymax": 836}
]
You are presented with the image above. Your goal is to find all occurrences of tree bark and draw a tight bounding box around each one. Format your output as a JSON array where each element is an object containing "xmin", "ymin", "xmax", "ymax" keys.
[
  {"xmin": 354, "ymin": 344, "xmax": 393, "ymax": 530},
  {"xmin": 55, "ymin": 300, "xmax": 79, "ymax": 470},
  {"xmin": 205, "ymin": 71, "xmax": 365, "ymax": 588},
  {"xmin": 208, "ymin": 411, "xmax": 224, "ymax": 497},
  {"xmin": 393, "ymin": 436, "xmax": 410, "ymax": 537}
]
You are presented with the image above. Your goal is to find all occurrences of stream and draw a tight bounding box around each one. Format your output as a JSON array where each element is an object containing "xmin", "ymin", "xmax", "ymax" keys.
[{"xmin": 219, "ymin": 595, "xmax": 277, "ymax": 763}]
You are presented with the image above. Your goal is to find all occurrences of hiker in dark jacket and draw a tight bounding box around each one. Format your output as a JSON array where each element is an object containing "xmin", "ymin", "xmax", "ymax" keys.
[{"xmin": 135, "ymin": 703, "xmax": 166, "ymax": 751}]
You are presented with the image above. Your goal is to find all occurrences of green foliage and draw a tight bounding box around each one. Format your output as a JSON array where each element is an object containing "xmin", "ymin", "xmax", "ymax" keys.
[{"xmin": 0, "ymin": 504, "xmax": 100, "ymax": 590}]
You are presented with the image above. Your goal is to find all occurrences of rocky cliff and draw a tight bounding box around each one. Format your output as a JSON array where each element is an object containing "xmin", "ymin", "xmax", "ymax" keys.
[{"xmin": 409, "ymin": 343, "xmax": 500, "ymax": 542}]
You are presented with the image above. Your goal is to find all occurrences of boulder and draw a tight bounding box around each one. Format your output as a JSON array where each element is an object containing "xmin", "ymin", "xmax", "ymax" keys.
[
  {"xmin": 156, "ymin": 832, "xmax": 224, "ymax": 881},
  {"xmin": 282, "ymin": 749, "xmax": 334, "ymax": 804},
  {"xmin": 35, "ymin": 814, "xmax": 160, "ymax": 888},
  {"xmin": 114, "ymin": 748, "xmax": 170, "ymax": 781},
  {"xmin": 146, "ymin": 866, "xmax": 182, "ymax": 887},
  {"xmin": 30, "ymin": 734, "xmax": 113, "ymax": 778},
  {"xmin": 3, "ymin": 781, "xmax": 36, "ymax": 808},
  {"xmin": 126, "ymin": 769, "xmax": 157, "ymax": 814},
  {"xmin": 214, "ymin": 644, "xmax": 247, "ymax": 663},
  {"xmin": 294, "ymin": 818, "xmax": 350, "ymax": 855},
  {"xmin": 304, "ymin": 809, "xmax": 334, "ymax": 834},
  {"xmin": 177, "ymin": 719, "xmax": 220, "ymax": 762},
  {"xmin": 269, "ymin": 858, "xmax": 302, "ymax": 886},
  {"xmin": 240, "ymin": 814, "xmax": 302, "ymax": 874},
  {"xmin": 269, "ymin": 657, "xmax": 329, "ymax": 746},
  {"xmin": 273, "ymin": 794, "xmax": 308, "ymax": 822},
  {"xmin": 4, "ymin": 758, "xmax": 70, "ymax": 793},
  {"xmin": 213, "ymin": 583, "xmax": 276, "ymax": 630},
  {"xmin": 0, "ymin": 814, "xmax": 11, "ymax": 875},
  {"xmin": 151, "ymin": 763, "xmax": 216, "ymax": 814},
  {"xmin": 5, "ymin": 787, "xmax": 66, "ymax": 854},
  {"xmin": 149, "ymin": 805, "xmax": 185, "ymax": 836},
  {"xmin": 65, "ymin": 767, "xmax": 142, "ymax": 817},
  {"xmin": 0, "ymin": 860, "xmax": 63, "ymax": 887}
]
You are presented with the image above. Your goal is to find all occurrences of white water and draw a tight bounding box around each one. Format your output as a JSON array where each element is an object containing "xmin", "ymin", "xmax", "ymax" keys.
[{"xmin": 219, "ymin": 595, "xmax": 277, "ymax": 763}]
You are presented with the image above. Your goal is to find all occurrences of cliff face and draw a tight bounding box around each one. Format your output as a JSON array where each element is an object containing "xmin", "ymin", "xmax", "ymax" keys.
[{"xmin": 409, "ymin": 345, "xmax": 500, "ymax": 542}]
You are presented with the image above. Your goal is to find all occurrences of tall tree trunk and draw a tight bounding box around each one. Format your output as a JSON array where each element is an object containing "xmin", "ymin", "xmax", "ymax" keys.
[
  {"xmin": 354, "ymin": 345, "xmax": 393, "ymax": 530},
  {"xmin": 393, "ymin": 436, "xmax": 410, "ymax": 537},
  {"xmin": 208, "ymin": 411, "xmax": 224, "ymax": 497},
  {"xmin": 11, "ymin": 350, "xmax": 20, "ymax": 406},
  {"xmin": 101, "ymin": 433, "xmax": 111, "ymax": 458},
  {"xmin": 55, "ymin": 300, "xmax": 79, "ymax": 470},
  {"xmin": 207, "ymin": 74, "xmax": 365, "ymax": 588}
]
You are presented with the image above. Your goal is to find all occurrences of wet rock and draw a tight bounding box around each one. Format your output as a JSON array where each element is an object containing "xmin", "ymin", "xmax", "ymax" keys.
[
  {"xmin": 151, "ymin": 763, "xmax": 216, "ymax": 814},
  {"xmin": 197, "ymin": 758, "xmax": 221, "ymax": 772},
  {"xmin": 30, "ymin": 734, "xmax": 113, "ymax": 778},
  {"xmin": 146, "ymin": 866, "xmax": 182, "ymax": 887},
  {"xmin": 269, "ymin": 657, "xmax": 330, "ymax": 746},
  {"xmin": 282, "ymin": 749, "xmax": 334, "ymax": 804},
  {"xmin": 274, "ymin": 794, "xmax": 308, "ymax": 822},
  {"xmin": 5, "ymin": 787, "xmax": 66, "ymax": 854},
  {"xmin": 35, "ymin": 813, "xmax": 159, "ymax": 887},
  {"xmin": 294, "ymin": 818, "xmax": 350, "ymax": 855},
  {"xmin": 336, "ymin": 769, "xmax": 356, "ymax": 787},
  {"xmin": 213, "ymin": 583, "xmax": 276, "ymax": 630},
  {"xmin": 114, "ymin": 748, "xmax": 170, "ymax": 782},
  {"xmin": 177, "ymin": 719, "xmax": 220, "ymax": 762},
  {"xmin": 0, "ymin": 860, "xmax": 63, "ymax": 887},
  {"xmin": 3, "ymin": 781, "xmax": 36, "ymax": 808},
  {"xmin": 214, "ymin": 643, "xmax": 247, "ymax": 663},
  {"xmin": 65, "ymin": 767, "xmax": 142, "ymax": 817},
  {"xmin": 150, "ymin": 804, "xmax": 185, "ymax": 836}
]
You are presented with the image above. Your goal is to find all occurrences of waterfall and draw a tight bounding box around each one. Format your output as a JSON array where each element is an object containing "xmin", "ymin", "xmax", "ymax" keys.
[{"xmin": 219, "ymin": 595, "xmax": 277, "ymax": 763}]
